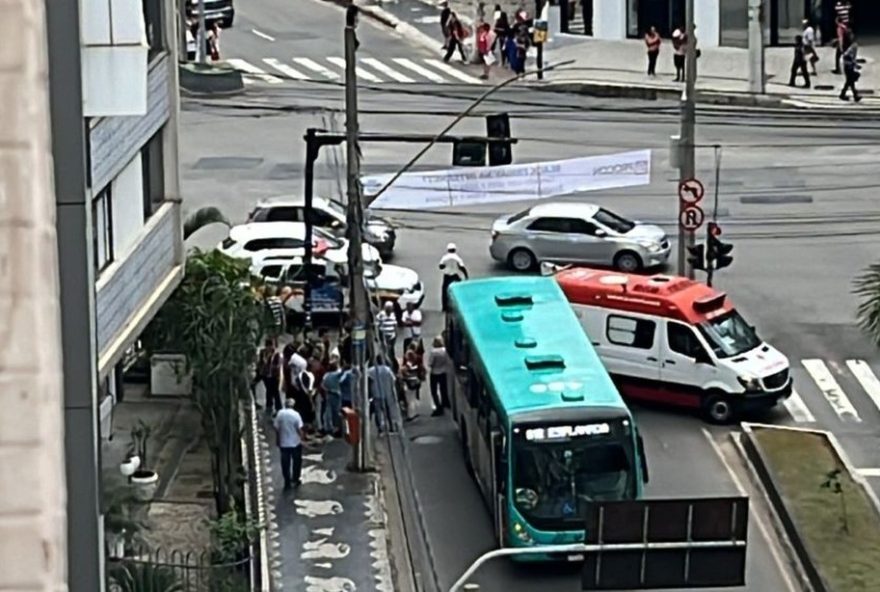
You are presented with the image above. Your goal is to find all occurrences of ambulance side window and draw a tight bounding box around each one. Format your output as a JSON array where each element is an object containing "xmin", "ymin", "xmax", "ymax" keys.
[
  {"xmin": 667, "ymin": 322, "xmax": 707, "ymax": 359},
  {"xmin": 606, "ymin": 315, "xmax": 656, "ymax": 350}
]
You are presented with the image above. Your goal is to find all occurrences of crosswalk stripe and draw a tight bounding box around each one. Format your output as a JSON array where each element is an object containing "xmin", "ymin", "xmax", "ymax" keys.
[
  {"xmin": 393, "ymin": 58, "xmax": 448, "ymax": 83},
  {"xmin": 262, "ymin": 58, "xmax": 309, "ymax": 80},
  {"xmin": 226, "ymin": 59, "xmax": 283, "ymax": 84},
  {"xmin": 782, "ymin": 389, "xmax": 816, "ymax": 423},
  {"xmin": 362, "ymin": 58, "xmax": 415, "ymax": 83},
  {"xmin": 846, "ymin": 359, "xmax": 880, "ymax": 413},
  {"xmin": 802, "ymin": 359, "xmax": 861, "ymax": 422},
  {"xmin": 424, "ymin": 58, "xmax": 484, "ymax": 83},
  {"xmin": 327, "ymin": 57, "xmax": 383, "ymax": 83},
  {"xmin": 293, "ymin": 57, "xmax": 340, "ymax": 80}
]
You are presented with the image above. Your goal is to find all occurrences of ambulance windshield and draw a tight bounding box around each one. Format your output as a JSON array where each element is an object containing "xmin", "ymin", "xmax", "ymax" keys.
[{"xmin": 698, "ymin": 309, "xmax": 762, "ymax": 358}]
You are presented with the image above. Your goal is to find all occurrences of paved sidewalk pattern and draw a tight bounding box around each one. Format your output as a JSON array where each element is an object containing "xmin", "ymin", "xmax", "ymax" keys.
[{"xmin": 263, "ymin": 426, "xmax": 394, "ymax": 592}]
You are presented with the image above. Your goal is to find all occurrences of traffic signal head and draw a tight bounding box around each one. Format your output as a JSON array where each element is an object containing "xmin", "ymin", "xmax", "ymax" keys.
[
  {"xmin": 707, "ymin": 225, "xmax": 734, "ymax": 271},
  {"xmin": 486, "ymin": 113, "xmax": 513, "ymax": 166},
  {"xmin": 452, "ymin": 140, "xmax": 486, "ymax": 166},
  {"xmin": 708, "ymin": 222, "xmax": 721, "ymax": 237},
  {"xmin": 687, "ymin": 243, "xmax": 707, "ymax": 272}
]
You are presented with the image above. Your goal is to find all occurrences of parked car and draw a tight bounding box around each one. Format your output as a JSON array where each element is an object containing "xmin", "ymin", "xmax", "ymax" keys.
[
  {"xmin": 247, "ymin": 196, "xmax": 397, "ymax": 259},
  {"xmin": 218, "ymin": 222, "xmax": 381, "ymax": 262},
  {"xmin": 186, "ymin": 0, "xmax": 234, "ymax": 28},
  {"xmin": 489, "ymin": 202, "xmax": 670, "ymax": 273}
]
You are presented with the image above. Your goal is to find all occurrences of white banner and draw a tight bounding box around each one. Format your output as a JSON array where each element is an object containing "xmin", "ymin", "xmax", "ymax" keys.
[{"xmin": 364, "ymin": 149, "xmax": 651, "ymax": 210}]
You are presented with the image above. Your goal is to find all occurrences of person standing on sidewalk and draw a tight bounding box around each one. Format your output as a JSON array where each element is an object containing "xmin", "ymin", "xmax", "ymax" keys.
[
  {"xmin": 400, "ymin": 349, "xmax": 424, "ymax": 420},
  {"xmin": 427, "ymin": 336, "xmax": 452, "ymax": 416},
  {"xmin": 401, "ymin": 301, "xmax": 423, "ymax": 353},
  {"xmin": 256, "ymin": 338, "xmax": 283, "ymax": 414},
  {"xmin": 377, "ymin": 301, "xmax": 398, "ymax": 352},
  {"xmin": 644, "ymin": 26, "xmax": 661, "ymax": 77},
  {"xmin": 493, "ymin": 6, "xmax": 511, "ymax": 67},
  {"xmin": 789, "ymin": 35, "xmax": 811, "ymax": 89},
  {"xmin": 368, "ymin": 355, "xmax": 398, "ymax": 435},
  {"xmin": 672, "ymin": 29, "xmax": 686, "ymax": 82},
  {"xmin": 439, "ymin": 243, "xmax": 469, "ymax": 313},
  {"xmin": 274, "ymin": 399, "xmax": 305, "ymax": 490},
  {"xmin": 477, "ymin": 22, "xmax": 496, "ymax": 80},
  {"xmin": 321, "ymin": 361, "xmax": 343, "ymax": 437},
  {"xmin": 840, "ymin": 33, "xmax": 861, "ymax": 102}
]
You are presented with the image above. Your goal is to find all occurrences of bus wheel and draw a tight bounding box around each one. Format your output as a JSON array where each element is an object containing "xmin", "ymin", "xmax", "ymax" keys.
[{"xmin": 704, "ymin": 393, "xmax": 734, "ymax": 424}]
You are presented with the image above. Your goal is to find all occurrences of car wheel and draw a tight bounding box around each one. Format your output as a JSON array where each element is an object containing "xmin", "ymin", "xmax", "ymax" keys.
[
  {"xmin": 704, "ymin": 393, "xmax": 735, "ymax": 424},
  {"xmin": 508, "ymin": 248, "xmax": 537, "ymax": 272},
  {"xmin": 613, "ymin": 250, "xmax": 643, "ymax": 272}
]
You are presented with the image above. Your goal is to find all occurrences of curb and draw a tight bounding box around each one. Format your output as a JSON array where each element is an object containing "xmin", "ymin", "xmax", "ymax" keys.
[{"xmin": 326, "ymin": 0, "xmax": 442, "ymax": 54}]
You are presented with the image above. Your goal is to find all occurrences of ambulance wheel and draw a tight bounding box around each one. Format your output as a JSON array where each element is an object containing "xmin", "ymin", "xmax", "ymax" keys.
[
  {"xmin": 613, "ymin": 250, "xmax": 643, "ymax": 272},
  {"xmin": 508, "ymin": 248, "xmax": 537, "ymax": 272},
  {"xmin": 704, "ymin": 393, "xmax": 735, "ymax": 424}
]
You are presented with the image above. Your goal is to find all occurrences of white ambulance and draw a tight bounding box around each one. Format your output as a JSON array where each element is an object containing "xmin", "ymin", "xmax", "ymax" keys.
[{"xmin": 554, "ymin": 267, "xmax": 792, "ymax": 423}]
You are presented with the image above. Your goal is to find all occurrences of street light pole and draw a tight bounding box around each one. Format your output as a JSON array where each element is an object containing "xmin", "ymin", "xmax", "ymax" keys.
[
  {"xmin": 677, "ymin": 0, "xmax": 697, "ymax": 278},
  {"xmin": 197, "ymin": 0, "xmax": 207, "ymax": 64},
  {"xmin": 344, "ymin": 5, "xmax": 372, "ymax": 471}
]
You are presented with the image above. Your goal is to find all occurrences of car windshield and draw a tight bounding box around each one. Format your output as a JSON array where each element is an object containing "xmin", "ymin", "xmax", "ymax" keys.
[
  {"xmin": 508, "ymin": 207, "xmax": 532, "ymax": 224},
  {"xmin": 512, "ymin": 426, "xmax": 635, "ymax": 529},
  {"xmin": 697, "ymin": 309, "xmax": 762, "ymax": 358},
  {"xmin": 593, "ymin": 208, "xmax": 636, "ymax": 234}
]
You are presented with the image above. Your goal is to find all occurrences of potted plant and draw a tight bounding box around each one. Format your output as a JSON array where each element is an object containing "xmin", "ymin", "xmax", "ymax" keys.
[
  {"xmin": 129, "ymin": 420, "xmax": 159, "ymax": 501},
  {"xmin": 103, "ymin": 485, "xmax": 147, "ymax": 558},
  {"xmin": 108, "ymin": 561, "xmax": 184, "ymax": 592}
]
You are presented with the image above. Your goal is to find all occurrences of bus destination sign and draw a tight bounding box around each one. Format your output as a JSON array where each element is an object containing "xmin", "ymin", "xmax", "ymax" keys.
[{"xmin": 524, "ymin": 422, "xmax": 611, "ymax": 442}]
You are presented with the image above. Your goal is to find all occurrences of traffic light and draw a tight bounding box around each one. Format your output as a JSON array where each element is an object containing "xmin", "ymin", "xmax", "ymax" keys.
[
  {"xmin": 706, "ymin": 223, "xmax": 734, "ymax": 270},
  {"xmin": 486, "ymin": 113, "xmax": 512, "ymax": 166},
  {"xmin": 687, "ymin": 243, "xmax": 707, "ymax": 272}
]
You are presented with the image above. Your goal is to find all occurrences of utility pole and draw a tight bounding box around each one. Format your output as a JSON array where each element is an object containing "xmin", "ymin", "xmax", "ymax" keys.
[
  {"xmin": 747, "ymin": 0, "xmax": 765, "ymax": 94},
  {"xmin": 197, "ymin": 0, "xmax": 207, "ymax": 64},
  {"xmin": 677, "ymin": 0, "xmax": 697, "ymax": 279},
  {"xmin": 344, "ymin": 5, "xmax": 372, "ymax": 471}
]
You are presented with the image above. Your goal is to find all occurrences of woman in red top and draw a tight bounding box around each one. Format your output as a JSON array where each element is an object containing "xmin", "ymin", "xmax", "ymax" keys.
[
  {"xmin": 644, "ymin": 26, "xmax": 661, "ymax": 76},
  {"xmin": 476, "ymin": 22, "xmax": 496, "ymax": 80}
]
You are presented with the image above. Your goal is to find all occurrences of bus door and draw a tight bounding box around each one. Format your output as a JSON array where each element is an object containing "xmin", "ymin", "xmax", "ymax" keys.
[
  {"xmin": 474, "ymin": 386, "xmax": 493, "ymax": 498},
  {"xmin": 490, "ymin": 427, "xmax": 507, "ymax": 544}
]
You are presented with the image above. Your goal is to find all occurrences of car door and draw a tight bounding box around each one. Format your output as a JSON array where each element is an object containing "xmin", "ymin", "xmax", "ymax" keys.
[
  {"xmin": 568, "ymin": 218, "xmax": 617, "ymax": 264},
  {"xmin": 660, "ymin": 321, "xmax": 719, "ymax": 408},
  {"xmin": 523, "ymin": 217, "xmax": 578, "ymax": 261}
]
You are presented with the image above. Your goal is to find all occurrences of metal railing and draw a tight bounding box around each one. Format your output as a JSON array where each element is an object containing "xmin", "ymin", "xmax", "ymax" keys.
[{"xmin": 107, "ymin": 546, "xmax": 250, "ymax": 592}]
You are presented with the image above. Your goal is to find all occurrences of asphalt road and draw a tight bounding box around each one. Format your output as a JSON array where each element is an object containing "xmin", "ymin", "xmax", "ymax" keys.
[{"xmin": 182, "ymin": 0, "xmax": 880, "ymax": 589}]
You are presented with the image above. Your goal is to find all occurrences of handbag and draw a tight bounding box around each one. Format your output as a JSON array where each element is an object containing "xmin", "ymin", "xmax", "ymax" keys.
[{"xmin": 483, "ymin": 52, "xmax": 497, "ymax": 66}]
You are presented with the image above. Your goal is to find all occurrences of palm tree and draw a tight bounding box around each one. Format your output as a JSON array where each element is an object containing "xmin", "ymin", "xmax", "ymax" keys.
[
  {"xmin": 854, "ymin": 262, "xmax": 880, "ymax": 347},
  {"xmin": 183, "ymin": 206, "xmax": 230, "ymax": 240}
]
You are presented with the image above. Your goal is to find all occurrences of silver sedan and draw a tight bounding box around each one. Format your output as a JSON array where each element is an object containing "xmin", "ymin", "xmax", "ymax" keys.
[{"xmin": 489, "ymin": 202, "xmax": 671, "ymax": 272}]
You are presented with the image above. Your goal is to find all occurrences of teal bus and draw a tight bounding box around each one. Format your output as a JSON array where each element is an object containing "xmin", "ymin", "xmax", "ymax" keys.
[{"xmin": 445, "ymin": 276, "xmax": 649, "ymax": 560}]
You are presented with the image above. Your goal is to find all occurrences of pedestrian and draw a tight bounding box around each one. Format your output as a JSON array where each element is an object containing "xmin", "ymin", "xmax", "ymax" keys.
[
  {"xmin": 273, "ymin": 399, "xmax": 305, "ymax": 490},
  {"xmin": 400, "ymin": 349, "xmax": 424, "ymax": 420},
  {"xmin": 368, "ymin": 355, "xmax": 398, "ymax": 434},
  {"xmin": 321, "ymin": 361, "xmax": 343, "ymax": 437},
  {"xmin": 840, "ymin": 33, "xmax": 861, "ymax": 102},
  {"xmin": 255, "ymin": 338, "xmax": 283, "ymax": 415},
  {"xmin": 833, "ymin": 1, "xmax": 851, "ymax": 74},
  {"xmin": 427, "ymin": 336, "xmax": 452, "ymax": 416},
  {"xmin": 377, "ymin": 301, "xmax": 398, "ymax": 352},
  {"xmin": 340, "ymin": 361, "xmax": 356, "ymax": 409},
  {"xmin": 440, "ymin": 0, "xmax": 452, "ymax": 49},
  {"xmin": 401, "ymin": 301, "xmax": 423, "ymax": 353},
  {"xmin": 207, "ymin": 21, "xmax": 221, "ymax": 62},
  {"xmin": 443, "ymin": 10, "xmax": 468, "ymax": 63},
  {"xmin": 789, "ymin": 35, "xmax": 811, "ymax": 89},
  {"xmin": 477, "ymin": 22, "xmax": 496, "ymax": 80},
  {"xmin": 294, "ymin": 369, "xmax": 316, "ymax": 430},
  {"xmin": 318, "ymin": 328, "xmax": 332, "ymax": 366},
  {"xmin": 672, "ymin": 28, "xmax": 685, "ymax": 82},
  {"xmin": 644, "ymin": 26, "xmax": 661, "ymax": 77},
  {"xmin": 439, "ymin": 243, "xmax": 469, "ymax": 313},
  {"xmin": 802, "ymin": 19, "xmax": 819, "ymax": 76},
  {"xmin": 264, "ymin": 285, "xmax": 286, "ymax": 336},
  {"xmin": 510, "ymin": 12, "xmax": 530, "ymax": 75},
  {"xmin": 493, "ymin": 5, "xmax": 511, "ymax": 67}
]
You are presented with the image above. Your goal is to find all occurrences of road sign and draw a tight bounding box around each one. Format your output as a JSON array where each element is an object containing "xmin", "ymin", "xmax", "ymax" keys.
[
  {"xmin": 678, "ymin": 179, "xmax": 705, "ymax": 204},
  {"xmin": 679, "ymin": 205, "xmax": 705, "ymax": 230}
]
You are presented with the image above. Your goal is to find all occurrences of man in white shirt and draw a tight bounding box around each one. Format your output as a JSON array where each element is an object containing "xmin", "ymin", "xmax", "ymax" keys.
[
  {"xmin": 376, "ymin": 301, "xmax": 398, "ymax": 352},
  {"xmin": 401, "ymin": 301, "xmax": 423, "ymax": 352},
  {"xmin": 288, "ymin": 345, "xmax": 308, "ymax": 380},
  {"xmin": 439, "ymin": 243, "xmax": 468, "ymax": 313},
  {"xmin": 273, "ymin": 399, "xmax": 305, "ymax": 489}
]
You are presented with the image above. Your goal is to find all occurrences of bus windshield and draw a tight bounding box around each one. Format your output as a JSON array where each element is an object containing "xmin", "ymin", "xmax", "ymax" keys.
[{"xmin": 512, "ymin": 422, "xmax": 636, "ymax": 530}]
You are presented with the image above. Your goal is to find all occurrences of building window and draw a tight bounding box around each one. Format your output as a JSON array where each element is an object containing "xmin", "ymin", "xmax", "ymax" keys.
[
  {"xmin": 92, "ymin": 187, "xmax": 114, "ymax": 272},
  {"xmin": 143, "ymin": 0, "xmax": 165, "ymax": 56},
  {"xmin": 141, "ymin": 130, "xmax": 165, "ymax": 219}
]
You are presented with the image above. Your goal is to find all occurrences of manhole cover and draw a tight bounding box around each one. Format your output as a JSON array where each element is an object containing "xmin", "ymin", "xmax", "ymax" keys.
[
  {"xmin": 412, "ymin": 435, "xmax": 443, "ymax": 445},
  {"xmin": 194, "ymin": 157, "xmax": 263, "ymax": 170}
]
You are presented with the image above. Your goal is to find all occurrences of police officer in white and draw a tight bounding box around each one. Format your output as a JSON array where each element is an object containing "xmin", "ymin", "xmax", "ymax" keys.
[
  {"xmin": 401, "ymin": 301, "xmax": 423, "ymax": 352},
  {"xmin": 439, "ymin": 242, "xmax": 468, "ymax": 312}
]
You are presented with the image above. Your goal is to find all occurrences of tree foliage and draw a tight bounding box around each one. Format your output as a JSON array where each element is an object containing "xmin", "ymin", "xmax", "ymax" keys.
[
  {"xmin": 183, "ymin": 206, "xmax": 230, "ymax": 240},
  {"xmin": 143, "ymin": 249, "xmax": 269, "ymax": 515},
  {"xmin": 854, "ymin": 262, "xmax": 880, "ymax": 349}
]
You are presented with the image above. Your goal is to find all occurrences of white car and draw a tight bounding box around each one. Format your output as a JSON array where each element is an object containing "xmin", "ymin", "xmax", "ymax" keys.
[
  {"xmin": 218, "ymin": 222, "xmax": 381, "ymax": 262},
  {"xmin": 247, "ymin": 196, "xmax": 397, "ymax": 259}
]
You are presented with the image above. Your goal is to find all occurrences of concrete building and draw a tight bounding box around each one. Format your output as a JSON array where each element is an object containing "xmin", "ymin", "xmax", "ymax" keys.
[
  {"xmin": 45, "ymin": 0, "xmax": 184, "ymax": 587},
  {"xmin": 0, "ymin": 1, "xmax": 68, "ymax": 590}
]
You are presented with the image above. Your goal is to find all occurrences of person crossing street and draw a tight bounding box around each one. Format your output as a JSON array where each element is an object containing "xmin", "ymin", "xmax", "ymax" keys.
[{"xmin": 439, "ymin": 243, "xmax": 468, "ymax": 313}]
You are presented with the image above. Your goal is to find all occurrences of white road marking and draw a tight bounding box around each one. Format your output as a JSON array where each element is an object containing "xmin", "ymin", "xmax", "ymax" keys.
[
  {"xmin": 782, "ymin": 389, "xmax": 816, "ymax": 423},
  {"xmin": 327, "ymin": 57, "xmax": 383, "ymax": 83},
  {"xmin": 701, "ymin": 428, "xmax": 799, "ymax": 592},
  {"xmin": 803, "ymin": 359, "xmax": 861, "ymax": 422},
  {"xmin": 425, "ymin": 58, "xmax": 485, "ymax": 83},
  {"xmin": 225, "ymin": 59, "xmax": 283, "ymax": 84},
  {"xmin": 858, "ymin": 468, "xmax": 880, "ymax": 478},
  {"xmin": 362, "ymin": 57, "xmax": 415, "ymax": 82},
  {"xmin": 251, "ymin": 28, "xmax": 276, "ymax": 41},
  {"xmin": 262, "ymin": 58, "xmax": 309, "ymax": 80},
  {"xmin": 392, "ymin": 58, "xmax": 448, "ymax": 83},
  {"xmin": 294, "ymin": 57, "xmax": 340, "ymax": 80},
  {"xmin": 846, "ymin": 359, "xmax": 880, "ymax": 413}
]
